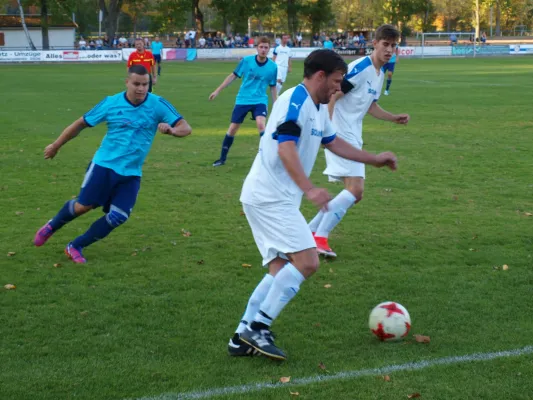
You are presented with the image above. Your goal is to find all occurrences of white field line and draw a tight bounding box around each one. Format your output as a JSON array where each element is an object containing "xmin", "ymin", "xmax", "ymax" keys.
[{"xmin": 131, "ymin": 345, "xmax": 533, "ymax": 400}]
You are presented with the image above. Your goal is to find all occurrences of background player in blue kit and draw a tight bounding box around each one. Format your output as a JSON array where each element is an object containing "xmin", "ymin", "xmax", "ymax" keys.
[
  {"xmin": 383, "ymin": 46, "xmax": 399, "ymax": 95},
  {"xmin": 151, "ymin": 36, "xmax": 164, "ymax": 76},
  {"xmin": 33, "ymin": 65, "xmax": 192, "ymax": 264},
  {"xmin": 208, "ymin": 36, "xmax": 278, "ymax": 167}
]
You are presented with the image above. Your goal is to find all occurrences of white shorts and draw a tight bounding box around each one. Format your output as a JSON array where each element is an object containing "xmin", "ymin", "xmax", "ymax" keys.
[
  {"xmin": 323, "ymin": 148, "xmax": 366, "ymax": 180},
  {"xmin": 277, "ymin": 66, "xmax": 288, "ymax": 83},
  {"xmin": 242, "ymin": 202, "xmax": 316, "ymax": 266}
]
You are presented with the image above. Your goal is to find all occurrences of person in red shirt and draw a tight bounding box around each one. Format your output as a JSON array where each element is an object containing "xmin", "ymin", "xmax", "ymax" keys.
[{"xmin": 127, "ymin": 38, "xmax": 157, "ymax": 92}]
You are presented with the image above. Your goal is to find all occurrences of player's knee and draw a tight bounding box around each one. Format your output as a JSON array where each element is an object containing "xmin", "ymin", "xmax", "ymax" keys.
[
  {"xmin": 305, "ymin": 256, "xmax": 320, "ymax": 275},
  {"xmin": 74, "ymin": 202, "xmax": 93, "ymax": 215},
  {"xmin": 106, "ymin": 207, "xmax": 129, "ymax": 228}
]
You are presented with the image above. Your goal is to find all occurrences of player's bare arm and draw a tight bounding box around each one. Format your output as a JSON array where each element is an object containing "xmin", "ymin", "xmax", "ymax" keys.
[
  {"xmin": 328, "ymin": 91, "xmax": 344, "ymax": 119},
  {"xmin": 288, "ymin": 57, "xmax": 292, "ymax": 73},
  {"xmin": 209, "ymin": 73, "xmax": 238, "ymax": 100},
  {"xmin": 270, "ymin": 85, "xmax": 278, "ymax": 103},
  {"xmin": 158, "ymin": 119, "xmax": 192, "ymax": 137},
  {"xmin": 368, "ymin": 102, "xmax": 409, "ymax": 124},
  {"xmin": 152, "ymin": 64, "xmax": 157, "ymax": 85},
  {"xmin": 44, "ymin": 117, "xmax": 88, "ymax": 159},
  {"xmin": 325, "ymin": 136, "xmax": 397, "ymax": 170},
  {"xmin": 278, "ymin": 141, "xmax": 331, "ymax": 209}
]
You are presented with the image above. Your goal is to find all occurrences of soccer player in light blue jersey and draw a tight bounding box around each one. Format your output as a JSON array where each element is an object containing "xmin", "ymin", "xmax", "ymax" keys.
[
  {"xmin": 383, "ymin": 46, "xmax": 399, "ymax": 95},
  {"xmin": 208, "ymin": 36, "xmax": 278, "ymax": 167},
  {"xmin": 33, "ymin": 65, "xmax": 192, "ymax": 264},
  {"xmin": 151, "ymin": 36, "xmax": 164, "ymax": 76}
]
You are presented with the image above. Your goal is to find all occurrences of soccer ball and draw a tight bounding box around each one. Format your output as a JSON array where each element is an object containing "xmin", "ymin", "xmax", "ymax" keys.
[{"xmin": 369, "ymin": 301, "xmax": 411, "ymax": 341}]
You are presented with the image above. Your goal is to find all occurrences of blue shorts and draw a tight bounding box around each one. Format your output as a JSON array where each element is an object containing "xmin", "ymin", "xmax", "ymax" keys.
[
  {"xmin": 231, "ymin": 104, "xmax": 267, "ymax": 124},
  {"xmin": 154, "ymin": 54, "xmax": 161, "ymax": 63},
  {"xmin": 78, "ymin": 162, "xmax": 141, "ymax": 215},
  {"xmin": 383, "ymin": 62, "xmax": 396, "ymax": 73}
]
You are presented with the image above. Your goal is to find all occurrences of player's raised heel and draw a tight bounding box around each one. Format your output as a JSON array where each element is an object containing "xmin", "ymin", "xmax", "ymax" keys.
[
  {"xmin": 65, "ymin": 243, "xmax": 87, "ymax": 264},
  {"xmin": 240, "ymin": 326, "xmax": 286, "ymax": 361},
  {"xmin": 228, "ymin": 333, "xmax": 260, "ymax": 357},
  {"xmin": 34, "ymin": 221, "xmax": 54, "ymax": 247},
  {"xmin": 212, "ymin": 159, "xmax": 226, "ymax": 167},
  {"xmin": 315, "ymin": 236, "xmax": 337, "ymax": 258}
]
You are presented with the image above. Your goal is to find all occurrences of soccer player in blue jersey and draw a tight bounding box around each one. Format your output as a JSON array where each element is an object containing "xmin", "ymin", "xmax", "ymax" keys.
[
  {"xmin": 383, "ymin": 46, "xmax": 399, "ymax": 95},
  {"xmin": 151, "ymin": 36, "xmax": 164, "ymax": 76},
  {"xmin": 208, "ymin": 36, "xmax": 278, "ymax": 167},
  {"xmin": 33, "ymin": 65, "xmax": 192, "ymax": 264}
]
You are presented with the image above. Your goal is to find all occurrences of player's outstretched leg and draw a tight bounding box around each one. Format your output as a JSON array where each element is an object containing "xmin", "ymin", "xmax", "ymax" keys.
[
  {"xmin": 241, "ymin": 256, "xmax": 313, "ymax": 361},
  {"xmin": 34, "ymin": 199, "xmax": 81, "ymax": 246},
  {"xmin": 385, "ymin": 71, "xmax": 393, "ymax": 95},
  {"xmin": 229, "ymin": 272, "xmax": 275, "ymax": 357},
  {"xmin": 314, "ymin": 188, "xmax": 358, "ymax": 257},
  {"xmin": 65, "ymin": 206, "xmax": 129, "ymax": 263}
]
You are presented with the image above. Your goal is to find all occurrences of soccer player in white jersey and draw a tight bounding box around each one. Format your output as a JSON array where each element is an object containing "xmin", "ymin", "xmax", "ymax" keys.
[
  {"xmin": 272, "ymin": 34, "xmax": 292, "ymax": 95},
  {"xmin": 309, "ymin": 24, "xmax": 410, "ymax": 257},
  {"xmin": 227, "ymin": 49, "xmax": 398, "ymax": 360}
]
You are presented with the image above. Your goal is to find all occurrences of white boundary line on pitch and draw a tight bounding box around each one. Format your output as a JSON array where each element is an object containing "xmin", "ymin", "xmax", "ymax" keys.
[{"xmin": 132, "ymin": 345, "xmax": 533, "ymax": 400}]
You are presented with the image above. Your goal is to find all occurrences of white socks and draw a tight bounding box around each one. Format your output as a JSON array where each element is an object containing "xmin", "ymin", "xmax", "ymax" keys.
[
  {"xmin": 276, "ymin": 83, "xmax": 283, "ymax": 95},
  {"xmin": 255, "ymin": 263, "xmax": 305, "ymax": 326},
  {"xmin": 308, "ymin": 210, "xmax": 324, "ymax": 233},
  {"xmin": 236, "ymin": 274, "xmax": 274, "ymax": 334},
  {"xmin": 315, "ymin": 189, "xmax": 356, "ymax": 238}
]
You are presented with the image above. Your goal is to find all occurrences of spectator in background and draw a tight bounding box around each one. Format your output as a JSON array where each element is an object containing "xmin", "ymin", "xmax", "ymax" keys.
[
  {"xmin": 248, "ymin": 37, "xmax": 255, "ymax": 48},
  {"xmin": 312, "ymin": 33, "xmax": 320, "ymax": 46},
  {"xmin": 235, "ymin": 33, "xmax": 242, "ymax": 47},
  {"xmin": 184, "ymin": 31, "xmax": 191, "ymax": 48},
  {"xmin": 199, "ymin": 36, "xmax": 206, "ymax": 48},
  {"xmin": 117, "ymin": 35, "xmax": 126, "ymax": 48},
  {"xmin": 242, "ymin": 34, "xmax": 249, "ymax": 47},
  {"xmin": 207, "ymin": 35, "xmax": 214, "ymax": 48},
  {"xmin": 143, "ymin": 36, "xmax": 150, "ymax": 48},
  {"xmin": 358, "ymin": 32, "xmax": 365, "ymax": 48},
  {"xmin": 323, "ymin": 36, "xmax": 334, "ymax": 49},
  {"xmin": 112, "ymin": 36, "xmax": 119, "ymax": 48},
  {"xmin": 104, "ymin": 34, "xmax": 110, "ymax": 48},
  {"xmin": 450, "ymin": 33, "xmax": 458, "ymax": 45},
  {"xmin": 79, "ymin": 37, "xmax": 87, "ymax": 50},
  {"xmin": 296, "ymin": 32, "xmax": 302, "ymax": 47},
  {"xmin": 175, "ymin": 35, "xmax": 182, "ymax": 48},
  {"xmin": 187, "ymin": 29, "xmax": 196, "ymax": 48},
  {"xmin": 89, "ymin": 39, "xmax": 96, "ymax": 50},
  {"xmin": 481, "ymin": 31, "xmax": 487, "ymax": 44},
  {"xmin": 95, "ymin": 37, "xmax": 103, "ymax": 50},
  {"xmin": 127, "ymin": 34, "xmax": 135, "ymax": 48}
]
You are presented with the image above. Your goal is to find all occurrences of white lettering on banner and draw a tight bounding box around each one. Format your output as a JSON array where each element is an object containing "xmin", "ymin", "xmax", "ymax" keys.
[
  {"xmin": 417, "ymin": 46, "xmax": 452, "ymax": 56},
  {"xmin": 398, "ymin": 47, "xmax": 415, "ymax": 57},
  {"xmin": 197, "ymin": 49, "xmax": 234, "ymax": 59},
  {"xmin": 0, "ymin": 50, "xmax": 42, "ymax": 62},
  {"xmin": 509, "ymin": 44, "xmax": 533, "ymax": 55}
]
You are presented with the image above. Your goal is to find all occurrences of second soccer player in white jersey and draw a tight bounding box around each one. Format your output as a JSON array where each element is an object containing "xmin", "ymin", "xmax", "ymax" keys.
[
  {"xmin": 309, "ymin": 24, "xmax": 410, "ymax": 257},
  {"xmin": 227, "ymin": 49, "xmax": 398, "ymax": 361},
  {"xmin": 272, "ymin": 34, "xmax": 292, "ymax": 95}
]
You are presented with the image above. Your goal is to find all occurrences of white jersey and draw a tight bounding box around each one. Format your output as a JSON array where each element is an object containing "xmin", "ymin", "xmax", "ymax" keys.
[
  {"xmin": 273, "ymin": 45, "xmax": 292, "ymax": 68},
  {"xmin": 241, "ymin": 84, "xmax": 337, "ymax": 208},
  {"xmin": 332, "ymin": 56, "xmax": 384, "ymax": 148}
]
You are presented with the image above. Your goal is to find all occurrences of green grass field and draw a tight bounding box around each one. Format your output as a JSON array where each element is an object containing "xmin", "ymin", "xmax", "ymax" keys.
[{"xmin": 1, "ymin": 56, "xmax": 532, "ymax": 400}]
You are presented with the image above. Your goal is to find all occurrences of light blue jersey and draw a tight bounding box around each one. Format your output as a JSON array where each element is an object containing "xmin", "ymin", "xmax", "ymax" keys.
[
  {"xmin": 390, "ymin": 53, "xmax": 397, "ymax": 63},
  {"xmin": 83, "ymin": 92, "xmax": 182, "ymax": 176},
  {"xmin": 151, "ymin": 41, "xmax": 163, "ymax": 55},
  {"xmin": 233, "ymin": 55, "xmax": 277, "ymax": 106}
]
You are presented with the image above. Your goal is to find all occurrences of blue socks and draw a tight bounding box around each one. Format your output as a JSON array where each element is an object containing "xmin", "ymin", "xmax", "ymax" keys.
[
  {"xmin": 49, "ymin": 199, "xmax": 78, "ymax": 231},
  {"xmin": 386, "ymin": 78, "xmax": 392, "ymax": 91},
  {"xmin": 219, "ymin": 133, "xmax": 234, "ymax": 161},
  {"xmin": 72, "ymin": 215, "xmax": 114, "ymax": 249}
]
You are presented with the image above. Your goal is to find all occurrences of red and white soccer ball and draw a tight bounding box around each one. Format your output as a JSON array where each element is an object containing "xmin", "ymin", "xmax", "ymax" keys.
[{"xmin": 369, "ymin": 301, "xmax": 411, "ymax": 341}]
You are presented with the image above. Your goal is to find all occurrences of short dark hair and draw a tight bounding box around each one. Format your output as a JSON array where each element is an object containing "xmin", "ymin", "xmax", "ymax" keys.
[
  {"xmin": 128, "ymin": 65, "xmax": 148, "ymax": 75},
  {"xmin": 303, "ymin": 49, "xmax": 347, "ymax": 79},
  {"xmin": 375, "ymin": 24, "xmax": 400, "ymax": 42}
]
